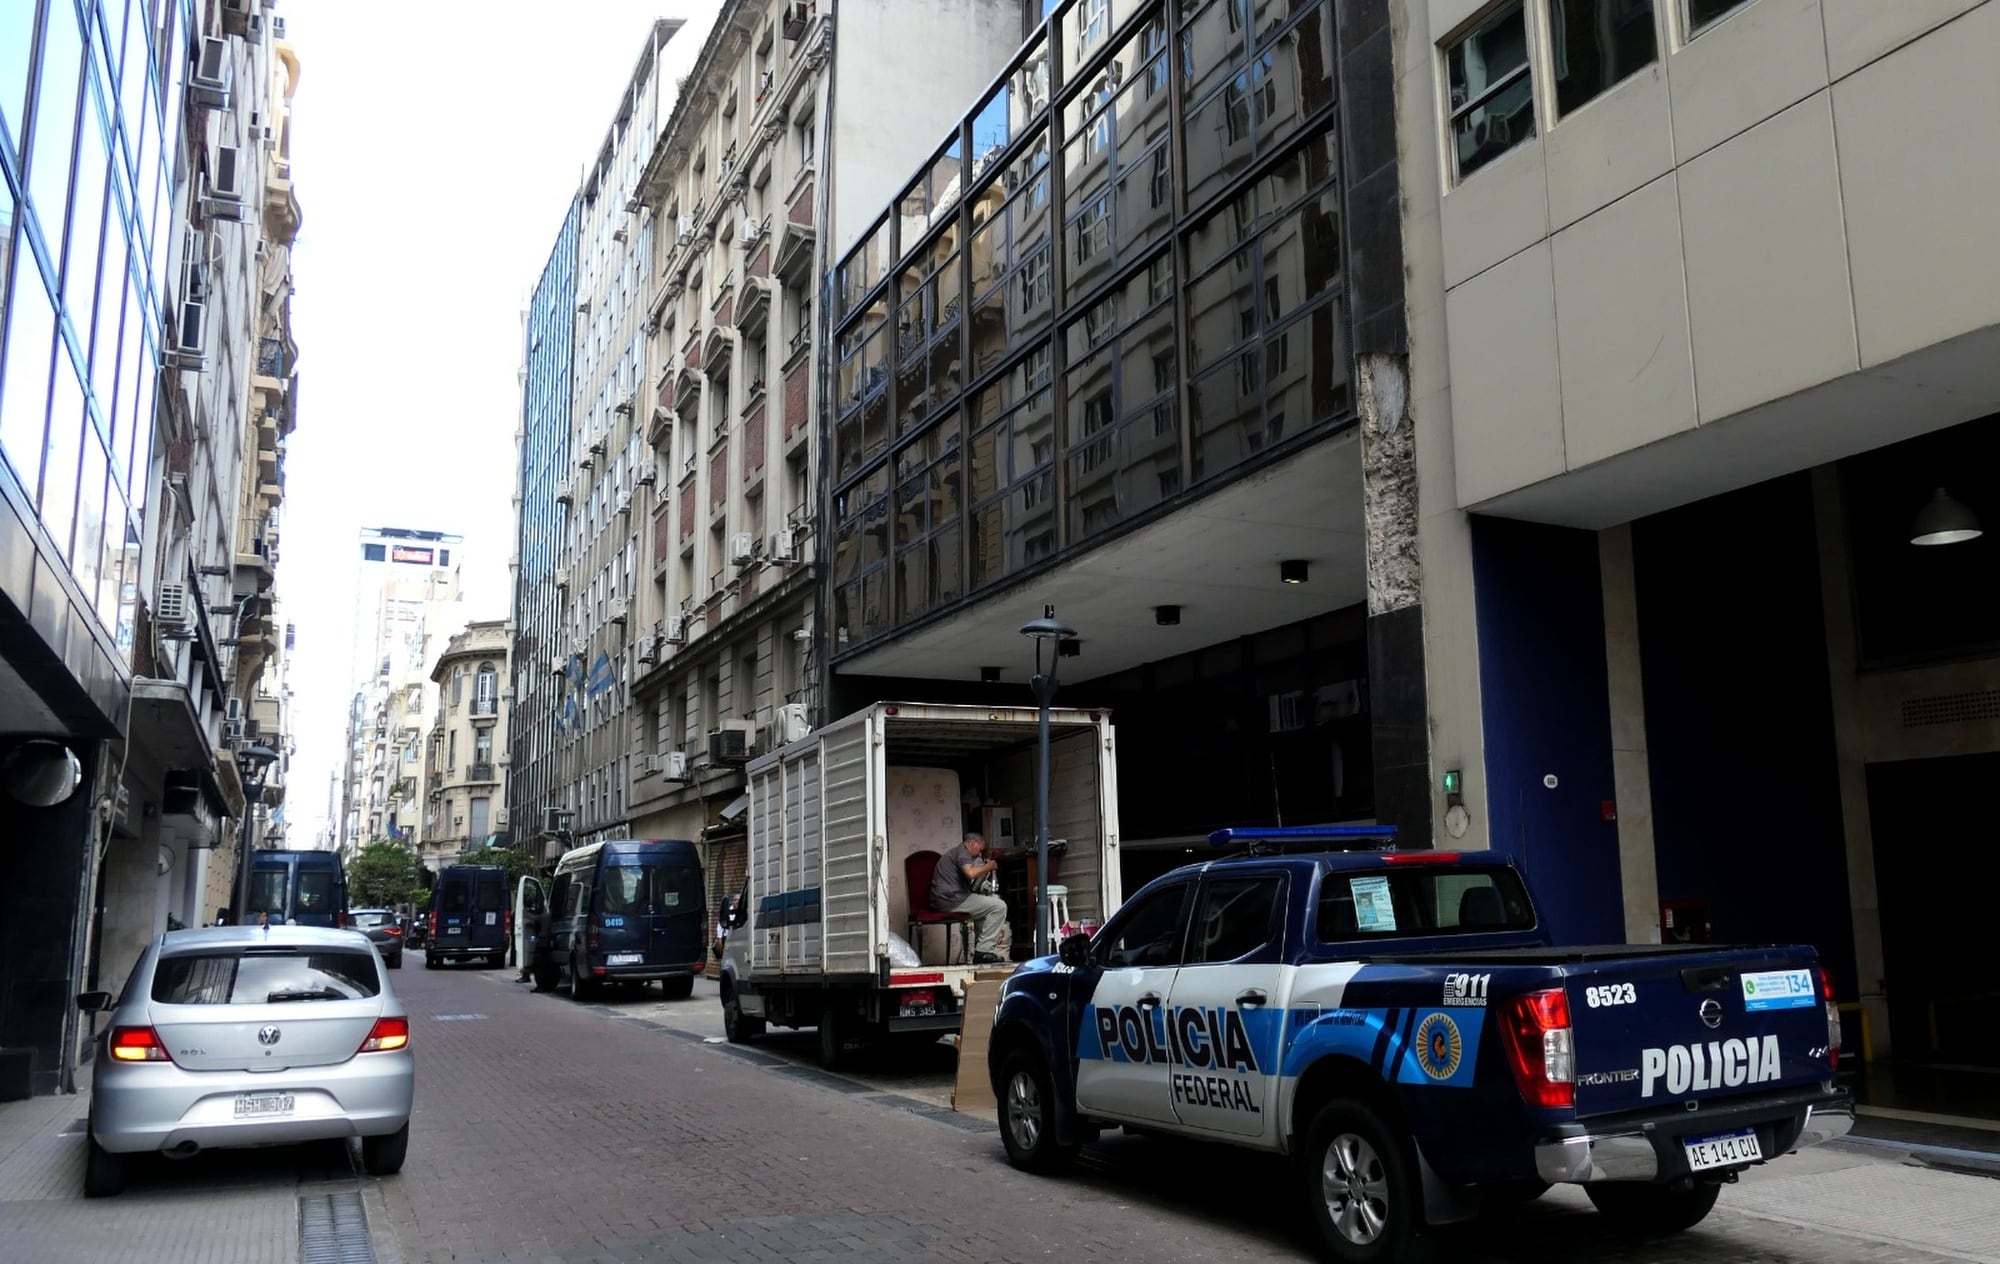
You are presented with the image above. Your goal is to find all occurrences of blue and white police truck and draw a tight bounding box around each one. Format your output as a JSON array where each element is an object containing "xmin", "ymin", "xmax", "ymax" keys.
[{"xmin": 987, "ymin": 826, "xmax": 1853, "ymax": 1262}]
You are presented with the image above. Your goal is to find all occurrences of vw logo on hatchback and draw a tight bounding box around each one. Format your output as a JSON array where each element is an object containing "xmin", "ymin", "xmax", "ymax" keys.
[
  {"xmin": 257, "ymin": 1025, "xmax": 282, "ymax": 1046},
  {"xmin": 1698, "ymin": 1000, "xmax": 1723, "ymax": 1030}
]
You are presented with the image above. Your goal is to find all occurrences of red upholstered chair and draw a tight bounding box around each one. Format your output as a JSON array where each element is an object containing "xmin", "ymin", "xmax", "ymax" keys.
[{"xmin": 905, "ymin": 850, "xmax": 973, "ymax": 966}]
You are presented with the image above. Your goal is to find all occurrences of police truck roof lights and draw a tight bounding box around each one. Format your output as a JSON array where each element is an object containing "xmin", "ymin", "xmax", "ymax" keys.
[{"xmin": 1207, "ymin": 825, "xmax": 1399, "ymax": 852}]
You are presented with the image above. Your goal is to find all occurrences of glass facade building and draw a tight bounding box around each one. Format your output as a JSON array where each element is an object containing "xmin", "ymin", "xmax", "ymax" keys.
[
  {"xmin": 2, "ymin": 0, "xmax": 187, "ymax": 670},
  {"xmin": 508, "ymin": 198, "xmax": 579, "ymax": 839},
  {"xmin": 827, "ymin": 0, "xmax": 1348, "ymax": 653}
]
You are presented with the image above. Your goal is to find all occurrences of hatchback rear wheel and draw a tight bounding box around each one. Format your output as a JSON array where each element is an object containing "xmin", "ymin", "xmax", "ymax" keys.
[
  {"xmin": 83, "ymin": 1133, "xmax": 126, "ymax": 1198},
  {"xmin": 360, "ymin": 1123, "xmax": 408, "ymax": 1176}
]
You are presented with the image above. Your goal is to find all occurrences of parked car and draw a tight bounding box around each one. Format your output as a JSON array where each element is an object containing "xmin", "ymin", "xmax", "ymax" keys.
[
  {"xmin": 521, "ymin": 839, "xmax": 705, "ymax": 1000},
  {"xmin": 350, "ymin": 908, "xmax": 405, "ymax": 968},
  {"xmin": 426, "ymin": 865, "xmax": 509, "ymax": 968},
  {"xmin": 990, "ymin": 826, "xmax": 1853, "ymax": 1262},
  {"xmin": 245, "ymin": 850, "xmax": 349, "ymax": 929},
  {"xmin": 75, "ymin": 925, "xmax": 415, "ymax": 1197}
]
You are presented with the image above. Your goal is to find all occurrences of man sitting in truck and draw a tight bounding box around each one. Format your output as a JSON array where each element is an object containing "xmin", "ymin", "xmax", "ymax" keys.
[{"xmin": 930, "ymin": 831, "xmax": 1009, "ymax": 965}]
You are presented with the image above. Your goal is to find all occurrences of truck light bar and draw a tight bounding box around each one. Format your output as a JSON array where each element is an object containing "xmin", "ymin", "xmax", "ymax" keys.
[{"xmin": 1208, "ymin": 825, "xmax": 1400, "ymax": 855}]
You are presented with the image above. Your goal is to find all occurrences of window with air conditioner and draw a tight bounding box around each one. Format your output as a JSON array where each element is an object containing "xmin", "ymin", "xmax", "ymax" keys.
[{"xmin": 1444, "ymin": 3, "xmax": 1535, "ymax": 182}]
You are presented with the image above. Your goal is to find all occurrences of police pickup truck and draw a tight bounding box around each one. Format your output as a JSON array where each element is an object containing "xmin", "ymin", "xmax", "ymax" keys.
[{"xmin": 987, "ymin": 827, "xmax": 1853, "ymax": 1262}]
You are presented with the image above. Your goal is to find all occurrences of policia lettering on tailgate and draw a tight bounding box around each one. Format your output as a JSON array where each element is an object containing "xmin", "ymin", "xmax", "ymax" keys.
[{"xmin": 988, "ymin": 827, "xmax": 1855, "ymax": 1264}]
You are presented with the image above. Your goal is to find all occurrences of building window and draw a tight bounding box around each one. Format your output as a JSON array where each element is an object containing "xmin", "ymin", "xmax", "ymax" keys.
[
  {"xmin": 1684, "ymin": 0, "xmax": 1748, "ymax": 36},
  {"xmin": 1550, "ymin": 0, "xmax": 1657, "ymax": 118},
  {"xmin": 470, "ymin": 797, "xmax": 490, "ymax": 839},
  {"xmin": 892, "ymin": 416, "xmax": 964, "ymax": 624},
  {"xmin": 1445, "ymin": 2, "xmax": 1535, "ymax": 181}
]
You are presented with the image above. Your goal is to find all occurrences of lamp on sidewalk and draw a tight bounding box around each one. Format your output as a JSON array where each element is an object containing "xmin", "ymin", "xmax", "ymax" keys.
[
  {"xmin": 231, "ymin": 742, "xmax": 280, "ymax": 924},
  {"xmin": 1019, "ymin": 605, "xmax": 1077, "ymax": 958}
]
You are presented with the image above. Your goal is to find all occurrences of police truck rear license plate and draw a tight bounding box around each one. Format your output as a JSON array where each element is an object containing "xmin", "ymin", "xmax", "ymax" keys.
[
  {"xmin": 234, "ymin": 1093, "xmax": 294, "ymax": 1118},
  {"xmin": 607, "ymin": 953, "xmax": 642, "ymax": 965},
  {"xmin": 1684, "ymin": 1129, "xmax": 1761, "ymax": 1172}
]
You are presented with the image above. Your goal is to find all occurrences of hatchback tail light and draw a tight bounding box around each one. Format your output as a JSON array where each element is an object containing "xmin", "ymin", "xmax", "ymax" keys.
[
  {"xmin": 357, "ymin": 1017, "xmax": 410, "ymax": 1054},
  {"xmin": 1501, "ymin": 989, "xmax": 1575, "ymax": 1109},
  {"xmin": 1818, "ymin": 966, "xmax": 1842, "ymax": 1070},
  {"xmin": 109, "ymin": 1026, "xmax": 174, "ymax": 1063}
]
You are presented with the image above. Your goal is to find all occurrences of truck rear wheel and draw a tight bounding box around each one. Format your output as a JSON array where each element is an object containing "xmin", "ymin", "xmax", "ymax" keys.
[
  {"xmin": 661, "ymin": 975, "xmax": 696, "ymax": 1001},
  {"xmin": 1584, "ymin": 1180, "xmax": 1721, "ymax": 1235},
  {"xmin": 1300, "ymin": 1099, "xmax": 1429, "ymax": 1264},
  {"xmin": 998, "ymin": 1048, "xmax": 1078, "ymax": 1174},
  {"xmin": 816, "ymin": 1002, "xmax": 847, "ymax": 1069}
]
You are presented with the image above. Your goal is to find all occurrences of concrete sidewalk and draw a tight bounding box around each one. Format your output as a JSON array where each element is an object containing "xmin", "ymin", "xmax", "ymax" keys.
[{"xmin": 0, "ymin": 1090, "xmax": 392, "ymax": 1263}]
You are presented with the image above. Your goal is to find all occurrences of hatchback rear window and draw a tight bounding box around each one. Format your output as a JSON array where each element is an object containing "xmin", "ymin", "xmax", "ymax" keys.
[{"xmin": 151, "ymin": 950, "xmax": 382, "ymax": 1004}]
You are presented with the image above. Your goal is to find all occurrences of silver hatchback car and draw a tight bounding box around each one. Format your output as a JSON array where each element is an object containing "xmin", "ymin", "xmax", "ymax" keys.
[{"xmin": 77, "ymin": 925, "xmax": 415, "ymax": 1197}]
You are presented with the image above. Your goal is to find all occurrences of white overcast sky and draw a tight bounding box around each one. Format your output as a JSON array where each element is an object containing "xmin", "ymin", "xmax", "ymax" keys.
[{"xmin": 282, "ymin": 1, "xmax": 720, "ymax": 846}]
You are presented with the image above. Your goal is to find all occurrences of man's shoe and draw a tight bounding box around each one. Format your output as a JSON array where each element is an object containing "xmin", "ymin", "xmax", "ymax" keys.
[{"xmin": 973, "ymin": 951, "xmax": 1004, "ymax": 965}]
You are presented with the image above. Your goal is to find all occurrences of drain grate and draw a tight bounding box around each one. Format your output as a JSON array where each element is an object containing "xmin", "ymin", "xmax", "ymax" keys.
[{"xmin": 299, "ymin": 1190, "xmax": 375, "ymax": 1264}]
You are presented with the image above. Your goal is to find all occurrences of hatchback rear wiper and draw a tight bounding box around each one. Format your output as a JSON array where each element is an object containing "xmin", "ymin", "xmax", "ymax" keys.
[{"xmin": 266, "ymin": 988, "xmax": 347, "ymax": 1002}]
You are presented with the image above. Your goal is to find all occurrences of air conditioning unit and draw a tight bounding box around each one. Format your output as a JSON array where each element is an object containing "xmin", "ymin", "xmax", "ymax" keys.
[
  {"xmin": 155, "ymin": 582, "xmax": 193, "ymax": 636},
  {"xmin": 554, "ymin": 480, "xmax": 574, "ymax": 506},
  {"xmin": 615, "ymin": 393, "xmax": 636, "ymax": 418},
  {"xmin": 552, "ymin": 568, "xmax": 570, "ymax": 591},
  {"xmin": 168, "ymin": 298, "xmax": 208, "ymax": 367},
  {"xmin": 757, "ymin": 70, "xmax": 774, "ymax": 101},
  {"xmin": 664, "ymin": 616, "xmax": 687, "ymax": 644},
  {"xmin": 635, "ymin": 465, "xmax": 657, "ymax": 487},
  {"xmin": 191, "ymin": 37, "xmax": 232, "ymax": 108},
  {"xmin": 776, "ymin": 700, "xmax": 811, "ymax": 744},
  {"xmin": 608, "ymin": 596, "xmax": 628, "ymax": 625},
  {"xmin": 708, "ymin": 720, "xmax": 754, "ymax": 764},
  {"xmin": 496, "ymin": 752, "xmax": 512, "ymax": 766},
  {"xmin": 730, "ymin": 532, "xmax": 758, "ymax": 566},
  {"xmin": 200, "ymin": 144, "xmax": 248, "ymax": 220},
  {"xmin": 637, "ymin": 754, "xmax": 658, "ymax": 777},
  {"xmin": 244, "ymin": 13, "xmax": 264, "ymax": 44},
  {"xmin": 495, "ymin": 808, "xmax": 509, "ymax": 827},
  {"xmin": 661, "ymin": 750, "xmax": 690, "ymax": 782},
  {"xmin": 578, "ymin": 451, "xmax": 594, "ymax": 471},
  {"xmin": 588, "ymin": 434, "xmax": 605, "ymax": 456},
  {"xmin": 676, "ymin": 216, "xmax": 695, "ymax": 245},
  {"xmin": 783, "ymin": 0, "xmax": 811, "ymax": 40},
  {"xmin": 616, "ymin": 491, "xmax": 632, "ymax": 518},
  {"xmin": 636, "ymin": 637, "xmax": 657, "ymax": 666},
  {"xmin": 767, "ymin": 529, "xmax": 796, "ymax": 564}
]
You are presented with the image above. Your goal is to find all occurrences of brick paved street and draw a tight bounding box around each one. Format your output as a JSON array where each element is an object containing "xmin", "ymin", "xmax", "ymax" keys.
[{"xmin": 2, "ymin": 957, "xmax": 1997, "ymax": 1262}]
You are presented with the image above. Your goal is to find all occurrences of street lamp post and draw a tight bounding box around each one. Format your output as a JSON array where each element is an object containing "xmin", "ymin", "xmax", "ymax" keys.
[
  {"xmin": 231, "ymin": 743, "xmax": 280, "ymax": 924},
  {"xmin": 1019, "ymin": 605, "xmax": 1077, "ymax": 958}
]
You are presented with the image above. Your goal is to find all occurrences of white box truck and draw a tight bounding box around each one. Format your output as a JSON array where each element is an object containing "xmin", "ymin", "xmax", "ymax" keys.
[{"xmin": 717, "ymin": 702, "xmax": 1123, "ymax": 1067}]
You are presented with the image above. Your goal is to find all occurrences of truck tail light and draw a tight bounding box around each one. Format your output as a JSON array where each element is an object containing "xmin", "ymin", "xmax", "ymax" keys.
[
  {"xmin": 504, "ymin": 908, "xmax": 513, "ymax": 939},
  {"xmin": 429, "ymin": 911, "xmax": 438, "ymax": 939},
  {"xmin": 1502, "ymin": 989, "xmax": 1574, "ymax": 1109},
  {"xmin": 586, "ymin": 927, "xmax": 601, "ymax": 951},
  {"xmin": 109, "ymin": 1026, "xmax": 174, "ymax": 1063},
  {"xmin": 358, "ymin": 1017, "xmax": 410, "ymax": 1053},
  {"xmin": 1819, "ymin": 966, "xmax": 1841, "ymax": 1070}
]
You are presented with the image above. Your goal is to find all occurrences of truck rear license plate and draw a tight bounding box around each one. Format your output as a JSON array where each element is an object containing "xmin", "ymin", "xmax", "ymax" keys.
[
  {"xmin": 1684, "ymin": 1129, "xmax": 1761, "ymax": 1172},
  {"xmin": 607, "ymin": 953, "xmax": 642, "ymax": 965},
  {"xmin": 234, "ymin": 1093, "xmax": 294, "ymax": 1118}
]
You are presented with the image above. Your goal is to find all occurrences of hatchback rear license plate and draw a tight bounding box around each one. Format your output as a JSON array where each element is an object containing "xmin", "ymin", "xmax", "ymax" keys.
[
  {"xmin": 1684, "ymin": 1129, "xmax": 1761, "ymax": 1172},
  {"xmin": 234, "ymin": 1092, "xmax": 295, "ymax": 1119},
  {"xmin": 607, "ymin": 953, "xmax": 642, "ymax": 965}
]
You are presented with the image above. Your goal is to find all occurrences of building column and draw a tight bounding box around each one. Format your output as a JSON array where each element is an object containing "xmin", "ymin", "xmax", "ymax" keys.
[
  {"xmin": 1809, "ymin": 466, "xmax": 1891, "ymax": 1055},
  {"xmin": 1361, "ymin": 354, "xmax": 1435, "ymax": 847},
  {"xmin": 1598, "ymin": 525, "xmax": 1661, "ymax": 944}
]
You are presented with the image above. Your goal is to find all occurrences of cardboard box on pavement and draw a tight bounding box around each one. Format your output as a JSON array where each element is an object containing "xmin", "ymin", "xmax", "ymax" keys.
[{"xmin": 951, "ymin": 971, "xmax": 1012, "ymax": 1113}]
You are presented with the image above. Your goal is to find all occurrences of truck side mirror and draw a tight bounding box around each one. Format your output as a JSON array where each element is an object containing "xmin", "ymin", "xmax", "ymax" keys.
[{"xmin": 1058, "ymin": 933, "xmax": 1092, "ymax": 969}]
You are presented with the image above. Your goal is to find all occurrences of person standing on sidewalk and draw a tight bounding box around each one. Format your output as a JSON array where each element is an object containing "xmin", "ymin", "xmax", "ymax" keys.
[{"xmin": 930, "ymin": 832, "xmax": 1009, "ymax": 965}]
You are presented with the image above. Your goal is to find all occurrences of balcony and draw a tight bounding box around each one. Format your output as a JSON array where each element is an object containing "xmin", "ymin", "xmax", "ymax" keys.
[
  {"xmin": 774, "ymin": 177, "xmax": 816, "ymax": 281},
  {"xmin": 737, "ymin": 276, "xmax": 771, "ymax": 334},
  {"xmin": 470, "ymin": 695, "xmax": 498, "ymax": 719},
  {"xmin": 467, "ymin": 761, "xmax": 496, "ymax": 784}
]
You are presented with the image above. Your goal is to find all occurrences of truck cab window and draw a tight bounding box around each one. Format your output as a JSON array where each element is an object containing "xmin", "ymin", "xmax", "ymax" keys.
[
  {"xmin": 1190, "ymin": 875, "xmax": 1284, "ymax": 964},
  {"xmin": 1098, "ymin": 883, "xmax": 1189, "ymax": 968}
]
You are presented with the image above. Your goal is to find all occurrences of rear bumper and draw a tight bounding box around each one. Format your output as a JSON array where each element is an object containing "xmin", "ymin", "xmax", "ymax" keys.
[
  {"xmin": 1534, "ymin": 1087, "xmax": 1853, "ymax": 1185},
  {"xmin": 428, "ymin": 940, "xmax": 503, "ymax": 957},
  {"xmin": 595, "ymin": 963, "xmax": 703, "ymax": 982},
  {"xmin": 91, "ymin": 1051, "xmax": 414, "ymax": 1155}
]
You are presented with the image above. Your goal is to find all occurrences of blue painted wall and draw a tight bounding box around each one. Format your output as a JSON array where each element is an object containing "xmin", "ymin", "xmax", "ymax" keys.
[
  {"xmin": 1630, "ymin": 475, "xmax": 1856, "ymax": 995},
  {"xmin": 1471, "ymin": 517, "xmax": 1625, "ymax": 945}
]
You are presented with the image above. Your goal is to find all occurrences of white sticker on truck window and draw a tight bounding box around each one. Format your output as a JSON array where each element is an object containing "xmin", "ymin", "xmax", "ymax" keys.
[
  {"xmin": 1741, "ymin": 969, "xmax": 1816, "ymax": 1012},
  {"xmin": 1350, "ymin": 876, "xmax": 1395, "ymax": 932}
]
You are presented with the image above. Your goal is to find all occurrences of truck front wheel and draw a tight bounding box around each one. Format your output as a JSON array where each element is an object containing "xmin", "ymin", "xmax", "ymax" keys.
[
  {"xmin": 1300, "ymin": 1099, "xmax": 1429, "ymax": 1264},
  {"xmin": 1584, "ymin": 1180, "xmax": 1721, "ymax": 1235},
  {"xmin": 997, "ymin": 1048, "xmax": 1078, "ymax": 1174},
  {"xmin": 723, "ymin": 990, "xmax": 764, "ymax": 1042}
]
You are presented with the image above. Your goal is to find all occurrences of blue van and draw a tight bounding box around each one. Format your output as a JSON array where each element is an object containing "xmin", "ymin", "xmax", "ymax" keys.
[
  {"xmin": 425, "ymin": 864, "xmax": 510, "ymax": 968},
  {"xmin": 525, "ymin": 840, "xmax": 705, "ymax": 1000},
  {"xmin": 244, "ymin": 850, "xmax": 348, "ymax": 928}
]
